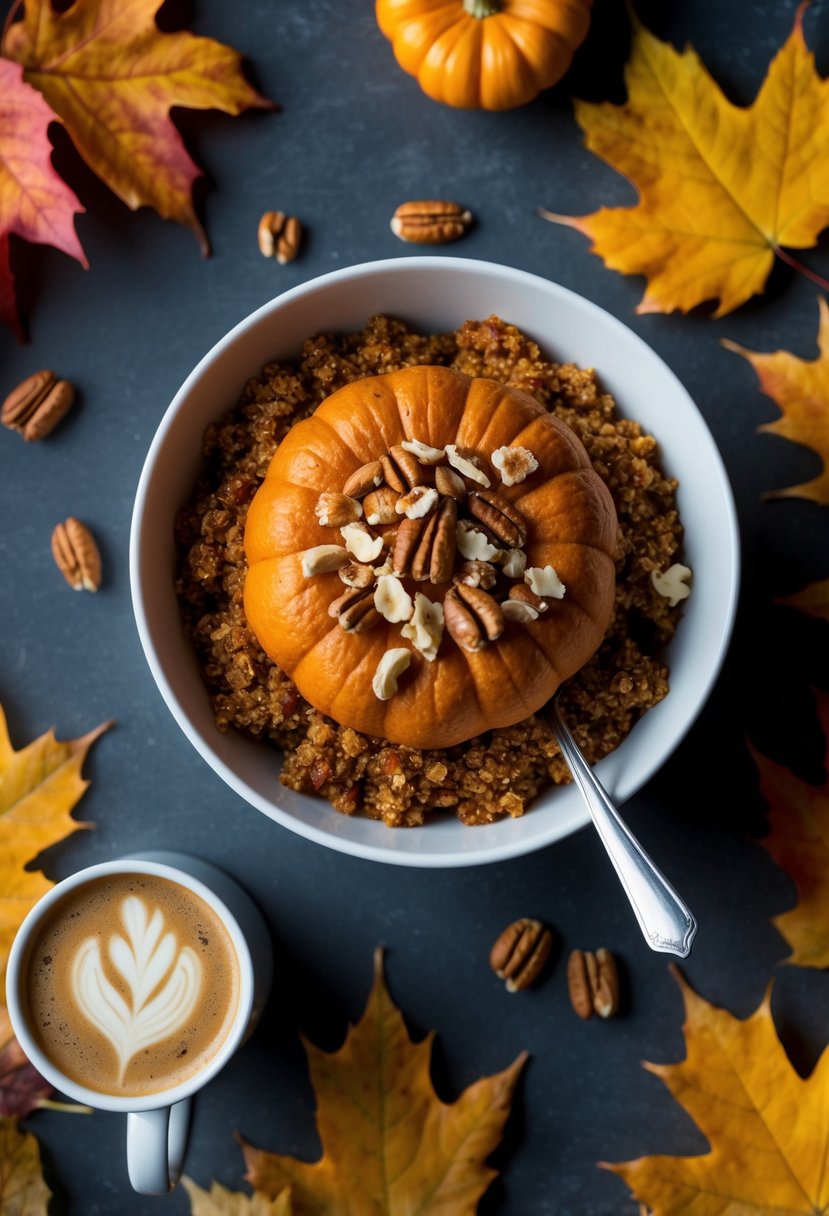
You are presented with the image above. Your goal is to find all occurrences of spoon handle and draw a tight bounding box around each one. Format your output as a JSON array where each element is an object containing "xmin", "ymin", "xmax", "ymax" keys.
[{"xmin": 551, "ymin": 702, "xmax": 697, "ymax": 958}]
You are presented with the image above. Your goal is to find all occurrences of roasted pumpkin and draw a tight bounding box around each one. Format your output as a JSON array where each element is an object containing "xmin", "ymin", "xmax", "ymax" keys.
[
  {"xmin": 244, "ymin": 365, "xmax": 616, "ymax": 750},
  {"xmin": 375, "ymin": 0, "xmax": 593, "ymax": 111}
]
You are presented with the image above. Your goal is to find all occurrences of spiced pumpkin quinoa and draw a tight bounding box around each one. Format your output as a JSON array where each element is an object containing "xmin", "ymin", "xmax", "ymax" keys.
[{"xmin": 175, "ymin": 315, "xmax": 683, "ymax": 827}]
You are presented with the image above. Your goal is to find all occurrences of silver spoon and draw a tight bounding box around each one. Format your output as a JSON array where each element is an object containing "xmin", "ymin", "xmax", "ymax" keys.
[{"xmin": 550, "ymin": 695, "xmax": 697, "ymax": 958}]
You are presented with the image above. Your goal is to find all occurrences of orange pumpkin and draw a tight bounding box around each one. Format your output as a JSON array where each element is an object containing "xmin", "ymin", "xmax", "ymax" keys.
[
  {"xmin": 244, "ymin": 365, "xmax": 616, "ymax": 750},
  {"xmin": 375, "ymin": 0, "xmax": 592, "ymax": 111}
]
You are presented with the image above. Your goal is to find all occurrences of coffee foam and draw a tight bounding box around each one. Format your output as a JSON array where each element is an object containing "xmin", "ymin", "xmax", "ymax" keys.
[{"xmin": 24, "ymin": 874, "xmax": 240, "ymax": 1098}]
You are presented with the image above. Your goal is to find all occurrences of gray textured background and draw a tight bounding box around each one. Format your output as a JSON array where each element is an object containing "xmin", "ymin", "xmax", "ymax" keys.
[{"xmin": 2, "ymin": 1, "xmax": 829, "ymax": 1212}]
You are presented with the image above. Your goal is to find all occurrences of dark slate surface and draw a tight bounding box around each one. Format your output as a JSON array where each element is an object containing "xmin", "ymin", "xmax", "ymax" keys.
[{"xmin": 2, "ymin": 1, "xmax": 829, "ymax": 1212}]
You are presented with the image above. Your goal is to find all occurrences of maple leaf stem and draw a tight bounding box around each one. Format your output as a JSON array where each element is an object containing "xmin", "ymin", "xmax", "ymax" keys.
[
  {"xmin": 36, "ymin": 1099, "xmax": 92, "ymax": 1115},
  {"xmin": 773, "ymin": 246, "xmax": 829, "ymax": 295},
  {"xmin": 0, "ymin": 0, "xmax": 23, "ymax": 57}
]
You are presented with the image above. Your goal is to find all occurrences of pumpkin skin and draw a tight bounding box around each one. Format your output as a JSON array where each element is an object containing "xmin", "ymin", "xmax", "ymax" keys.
[
  {"xmin": 375, "ymin": 0, "xmax": 592, "ymax": 111},
  {"xmin": 244, "ymin": 365, "xmax": 617, "ymax": 750}
]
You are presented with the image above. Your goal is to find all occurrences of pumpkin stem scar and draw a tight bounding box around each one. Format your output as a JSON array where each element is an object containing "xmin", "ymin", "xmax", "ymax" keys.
[
  {"xmin": 463, "ymin": 0, "xmax": 501, "ymax": 17},
  {"xmin": 773, "ymin": 245, "xmax": 829, "ymax": 296}
]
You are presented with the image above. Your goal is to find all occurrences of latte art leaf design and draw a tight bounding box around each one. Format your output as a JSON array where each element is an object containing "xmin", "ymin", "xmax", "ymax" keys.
[{"xmin": 71, "ymin": 896, "xmax": 202, "ymax": 1084}]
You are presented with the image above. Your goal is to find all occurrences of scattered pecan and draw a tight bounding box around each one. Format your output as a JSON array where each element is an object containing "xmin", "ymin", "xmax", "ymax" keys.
[
  {"xmin": 567, "ymin": 948, "xmax": 620, "ymax": 1020},
  {"xmin": 435, "ymin": 466, "xmax": 467, "ymax": 501},
  {"xmin": 2, "ymin": 371, "xmax": 75, "ymax": 441},
  {"xmin": 338, "ymin": 561, "xmax": 375, "ymax": 588},
  {"xmin": 328, "ymin": 585, "xmax": 381, "ymax": 633},
  {"xmin": 343, "ymin": 460, "xmax": 383, "ymax": 498},
  {"xmin": 380, "ymin": 445, "xmax": 427, "ymax": 492},
  {"xmin": 467, "ymin": 489, "xmax": 527, "ymax": 548},
  {"xmin": 257, "ymin": 211, "xmax": 302, "ymax": 264},
  {"xmin": 390, "ymin": 200, "xmax": 473, "ymax": 245},
  {"xmin": 396, "ymin": 485, "xmax": 439, "ymax": 519},
  {"xmin": 443, "ymin": 583, "xmax": 504, "ymax": 652},
  {"xmin": 51, "ymin": 517, "xmax": 101, "ymax": 592},
  {"xmin": 315, "ymin": 491, "xmax": 362, "ymax": 527},
  {"xmin": 490, "ymin": 918, "xmax": 553, "ymax": 992}
]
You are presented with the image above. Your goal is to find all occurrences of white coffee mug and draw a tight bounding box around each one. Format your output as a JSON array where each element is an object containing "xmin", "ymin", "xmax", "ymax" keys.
[{"xmin": 5, "ymin": 851, "xmax": 273, "ymax": 1196}]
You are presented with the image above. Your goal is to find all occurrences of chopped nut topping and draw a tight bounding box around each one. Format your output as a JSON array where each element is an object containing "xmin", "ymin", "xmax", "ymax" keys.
[
  {"xmin": 525, "ymin": 565, "xmax": 566, "ymax": 600},
  {"xmin": 445, "ymin": 444, "xmax": 491, "ymax": 488},
  {"xmin": 435, "ymin": 466, "xmax": 467, "ymax": 501},
  {"xmin": 340, "ymin": 522, "xmax": 383, "ymax": 563},
  {"xmin": 343, "ymin": 461, "xmax": 383, "ymax": 498},
  {"xmin": 501, "ymin": 548, "xmax": 527, "ymax": 579},
  {"xmin": 502, "ymin": 600, "xmax": 539, "ymax": 624},
  {"xmin": 454, "ymin": 560, "xmax": 497, "ymax": 590},
  {"xmin": 401, "ymin": 593, "xmax": 445, "ymax": 661},
  {"xmin": 374, "ymin": 574, "xmax": 414, "ymax": 623},
  {"xmin": 339, "ymin": 562, "xmax": 375, "ymax": 588},
  {"xmin": 315, "ymin": 491, "xmax": 362, "ymax": 527},
  {"xmin": 456, "ymin": 519, "xmax": 502, "ymax": 563},
  {"xmin": 300, "ymin": 545, "xmax": 349, "ymax": 577},
  {"xmin": 491, "ymin": 445, "xmax": 539, "ymax": 486},
  {"xmin": 396, "ymin": 485, "xmax": 439, "ymax": 519},
  {"xmin": 401, "ymin": 437, "xmax": 445, "ymax": 464},
  {"xmin": 363, "ymin": 486, "xmax": 399, "ymax": 525},
  {"xmin": 651, "ymin": 563, "xmax": 691, "ymax": 607},
  {"xmin": 372, "ymin": 648, "xmax": 412, "ymax": 700}
]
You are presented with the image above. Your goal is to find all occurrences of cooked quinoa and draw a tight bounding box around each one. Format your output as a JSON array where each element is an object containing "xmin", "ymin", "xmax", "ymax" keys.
[{"xmin": 175, "ymin": 315, "xmax": 682, "ymax": 827}]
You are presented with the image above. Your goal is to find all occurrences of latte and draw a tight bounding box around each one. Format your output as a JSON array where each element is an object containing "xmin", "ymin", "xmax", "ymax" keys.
[{"xmin": 23, "ymin": 873, "xmax": 240, "ymax": 1097}]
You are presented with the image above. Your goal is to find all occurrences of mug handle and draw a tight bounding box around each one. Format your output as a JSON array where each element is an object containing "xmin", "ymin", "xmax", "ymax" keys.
[{"xmin": 126, "ymin": 1099, "xmax": 191, "ymax": 1194}]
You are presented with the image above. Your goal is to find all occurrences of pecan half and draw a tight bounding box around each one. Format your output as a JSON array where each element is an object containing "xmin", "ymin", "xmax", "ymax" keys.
[
  {"xmin": 338, "ymin": 562, "xmax": 375, "ymax": 588},
  {"xmin": 508, "ymin": 583, "xmax": 548, "ymax": 613},
  {"xmin": 454, "ymin": 560, "xmax": 497, "ymax": 591},
  {"xmin": 567, "ymin": 948, "xmax": 620, "ymax": 1020},
  {"xmin": 2, "ymin": 371, "xmax": 75, "ymax": 441},
  {"xmin": 328, "ymin": 585, "xmax": 381, "ymax": 633},
  {"xmin": 490, "ymin": 919, "xmax": 553, "ymax": 992},
  {"xmin": 435, "ymin": 466, "xmax": 467, "ymax": 501},
  {"xmin": 411, "ymin": 497, "xmax": 457, "ymax": 583},
  {"xmin": 468, "ymin": 489, "xmax": 527, "ymax": 548},
  {"xmin": 443, "ymin": 583, "xmax": 504, "ymax": 652},
  {"xmin": 257, "ymin": 211, "xmax": 302, "ymax": 263},
  {"xmin": 51, "ymin": 518, "xmax": 101, "ymax": 592},
  {"xmin": 380, "ymin": 445, "xmax": 427, "ymax": 492},
  {"xmin": 390, "ymin": 200, "xmax": 473, "ymax": 245},
  {"xmin": 343, "ymin": 460, "xmax": 383, "ymax": 498}
]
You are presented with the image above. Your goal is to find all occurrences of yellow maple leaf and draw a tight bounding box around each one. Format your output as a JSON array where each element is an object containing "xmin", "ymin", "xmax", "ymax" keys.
[
  {"xmin": 0, "ymin": 705, "xmax": 110, "ymax": 995},
  {"xmin": 723, "ymin": 299, "xmax": 829, "ymax": 503},
  {"xmin": 4, "ymin": 0, "xmax": 273, "ymax": 253},
  {"xmin": 750, "ymin": 689, "xmax": 829, "ymax": 968},
  {"xmin": 183, "ymin": 1178, "xmax": 292, "ymax": 1216},
  {"xmin": 0, "ymin": 1117, "xmax": 51, "ymax": 1216},
  {"xmin": 778, "ymin": 577, "xmax": 829, "ymax": 621},
  {"xmin": 541, "ymin": 7, "xmax": 829, "ymax": 317},
  {"xmin": 242, "ymin": 950, "xmax": 527, "ymax": 1216},
  {"xmin": 606, "ymin": 967, "xmax": 829, "ymax": 1213}
]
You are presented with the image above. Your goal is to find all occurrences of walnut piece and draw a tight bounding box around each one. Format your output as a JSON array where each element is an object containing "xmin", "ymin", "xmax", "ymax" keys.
[
  {"xmin": 525, "ymin": 565, "xmax": 566, "ymax": 600},
  {"xmin": 315, "ymin": 492, "xmax": 362, "ymax": 527},
  {"xmin": 491, "ymin": 445, "xmax": 539, "ymax": 487},
  {"xmin": 374, "ymin": 574, "xmax": 414, "ymax": 623},
  {"xmin": 372, "ymin": 648, "xmax": 412, "ymax": 700},
  {"xmin": 300, "ymin": 545, "xmax": 349, "ymax": 577},
  {"xmin": 401, "ymin": 593, "xmax": 444, "ymax": 661},
  {"xmin": 396, "ymin": 485, "xmax": 439, "ymax": 519},
  {"xmin": 456, "ymin": 519, "xmax": 502, "ymax": 563},
  {"xmin": 401, "ymin": 437, "xmax": 445, "ymax": 464},
  {"xmin": 651, "ymin": 563, "xmax": 692, "ymax": 607},
  {"xmin": 445, "ymin": 444, "xmax": 491, "ymax": 488},
  {"xmin": 340, "ymin": 522, "xmax": 383, "ymax": 563}
]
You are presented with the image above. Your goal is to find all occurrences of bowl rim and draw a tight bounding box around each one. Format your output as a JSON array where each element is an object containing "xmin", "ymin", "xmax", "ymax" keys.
[{"xmin": 130, "ymin": 256, "xmax": 740, "ymax": 867}]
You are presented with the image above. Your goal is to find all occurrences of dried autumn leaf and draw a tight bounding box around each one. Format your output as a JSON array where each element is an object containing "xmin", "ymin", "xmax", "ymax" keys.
[
  {"xmin": 0, "ymin": 1117, "xmax": 51, "ymax": 1215},
  {"xmin": 778, "ymin": 578, "xmax": 829, "ymax": 622},
  {"xmin": 0, "ymin": 59, "xmax": 86, "ymax": 340},
  {"xmin": 183, "ymin": 1178, "xmax": 292, "ymax": 1216},
  {"xmin": 541, "ymin": 7, "xmax": 829, "ymax": 317},
  {"xmin": 243, "ymin": 949, "xmax": 527, "ymax": 1215},
  {"xmin": 4, "ymin": 0, "xmax": 273, "ymax": 254},
  {"xmin": 606, "ymin": 967, "xmax": 829, "ymax": 1213},
  {"xmin": 0, "ymin": 1035, "xmax": 52, "ymax": 1119},
  {"xmin": 751, "ymin": 690, "xmax": 829, "ymax": 968},
  {"xmin": 724, "ymin": 299, "xmax": 829, "ymax": 503},
  {"xmin": 0, "ymin": 704, "xmax": 110, "ymax": 994}
]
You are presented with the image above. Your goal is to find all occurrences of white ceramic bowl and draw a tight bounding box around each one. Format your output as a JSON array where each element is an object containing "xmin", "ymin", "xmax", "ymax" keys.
[{"xmin": 130, "ymin": 257, "xmax": 739, "ymax": 868}]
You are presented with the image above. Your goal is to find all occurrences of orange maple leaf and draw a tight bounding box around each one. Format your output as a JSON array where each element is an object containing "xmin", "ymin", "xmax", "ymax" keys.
[
  {"xmin": 606, "ymin": 968, "xmax": 829, "ymax": 1213},
  {"xmin": 778, "ymin": 578, "xmax": 829, "ymax": 622},
  {"xmin": 4, "ymin": 0, "xmax": 273, "ymax": 254},
  {"xmin": 183, "ymin": 1178, "xmax": 292, "ymax": 1216},
  {"xmin": 0, "ymin": 704, "xmax": 110, "ymax": 996},
  {"xmin": 750, "ymin": 689, "xmax": 829, "ymax": 968},
  {"xmin": 242, "ymin": 950, "xmax": 527, "ymax": 1216},
  {"xmin": 0, "ymin": 59, "xmax": 86, "ymax": 340},
  {"xmin": 541, "ymin": 6, "xmax": 829, "ymax": 317},
  {"xmin": 723, "ymin": 298, "xmax": 829, "ymax": 504},
  {"xmin": 0, "ymin": 1116, "xmax": 50, "ymax": 1216}
]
